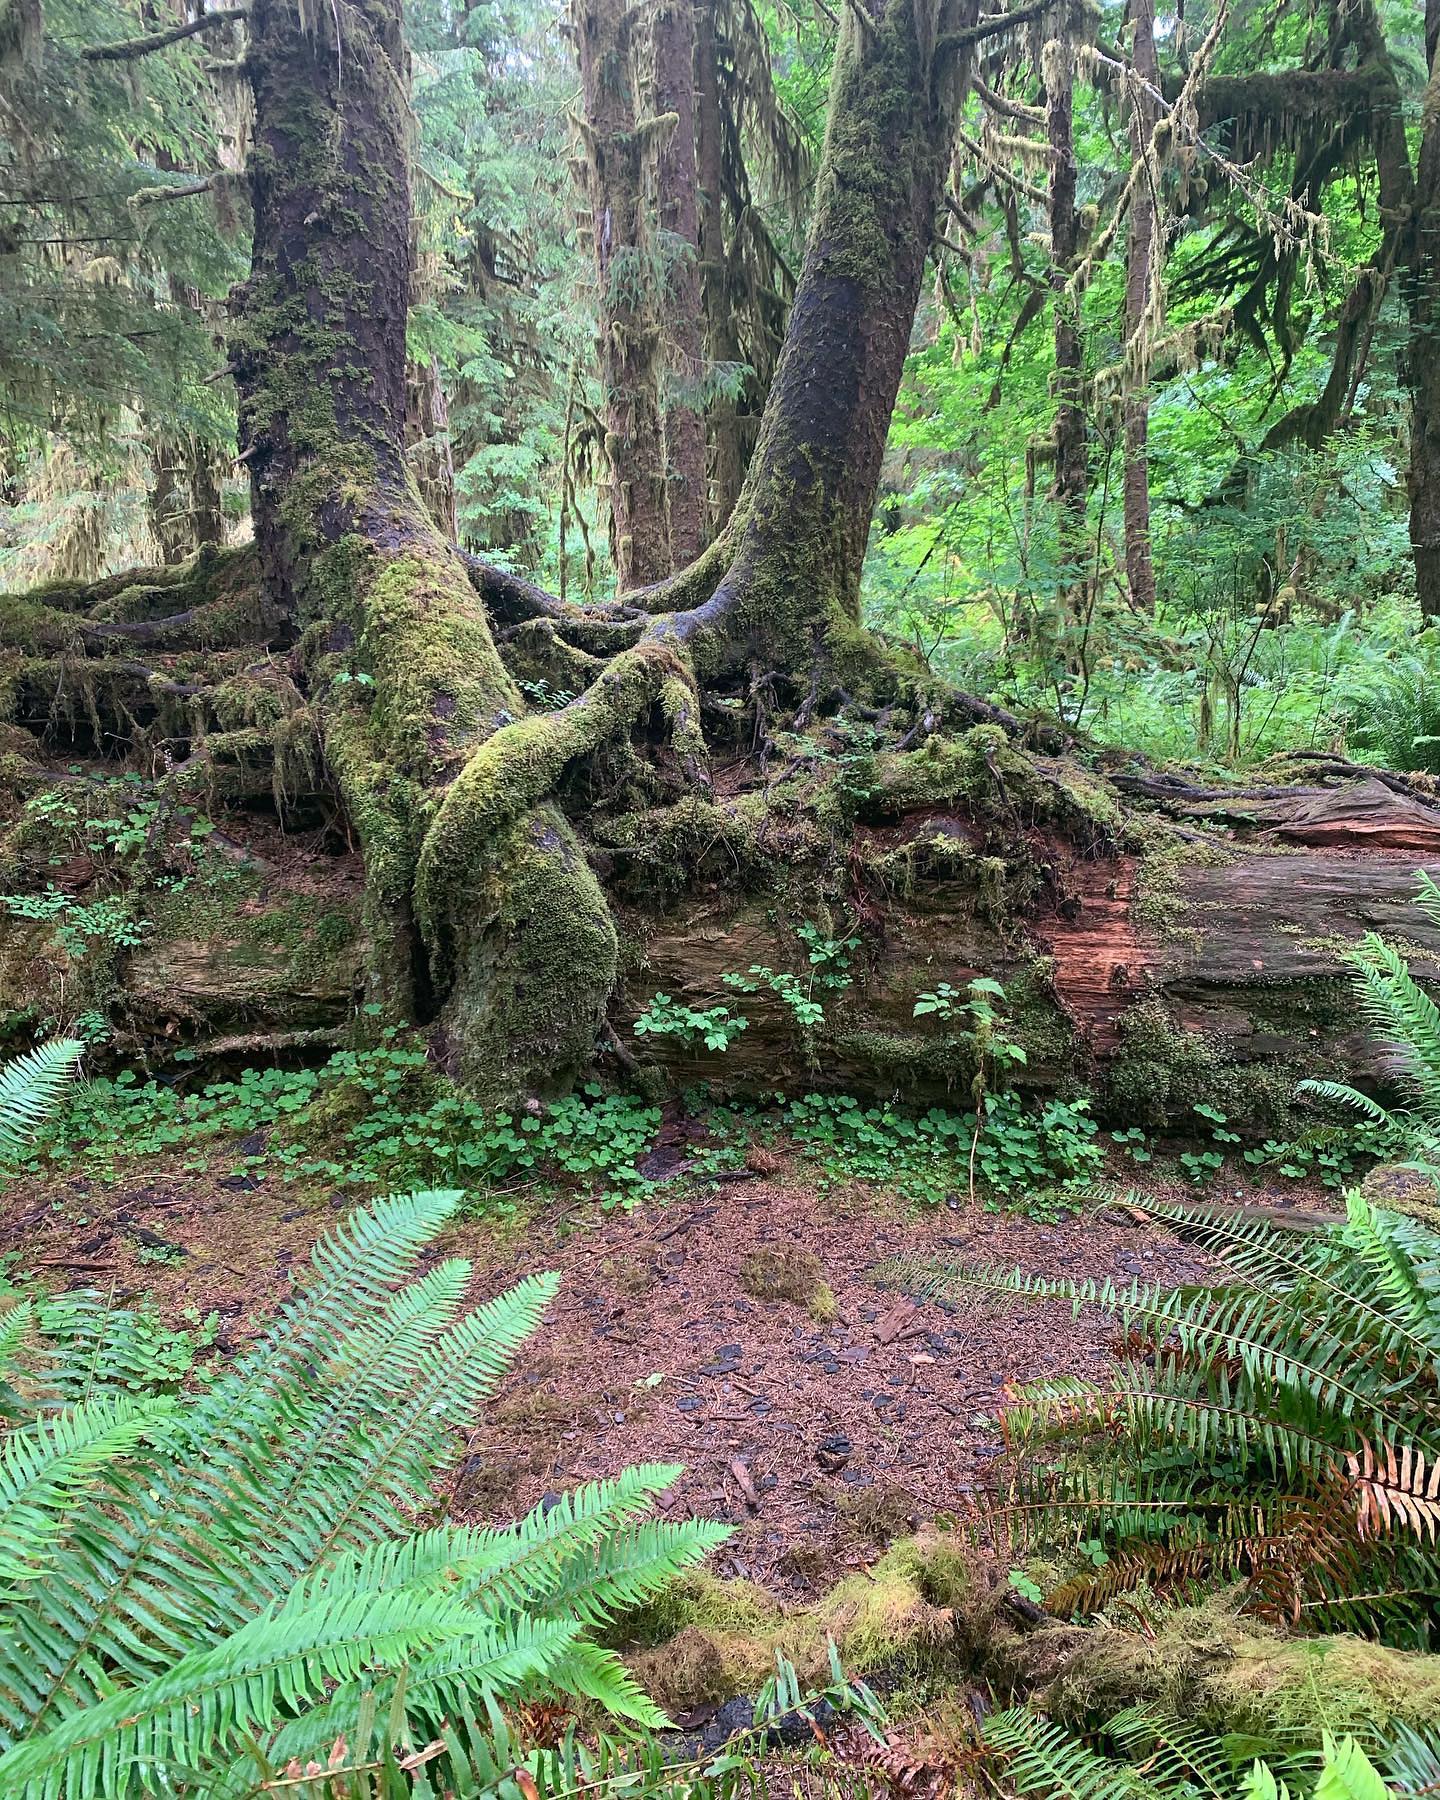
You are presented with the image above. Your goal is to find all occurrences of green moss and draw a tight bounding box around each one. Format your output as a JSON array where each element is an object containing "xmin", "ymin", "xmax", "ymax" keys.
[
  {"xmin": 618, "ymin": 1533, "xmax": 972, "ymax": 1712},
  {"xmin": 1129, "ymin": 815, "xmax": 1234, "ymax": 943},
  {"xmin": 738, "ymin": 1244, "xmax": 831, "ymax": 1312},
  {"xmin": 873, "ymin": 730, "xmax": 1121, "ymax": 847},
  {"xmin": 1034, "ymin": 1597, "xmax": 1440, "ymax": 1742},
  {"xmin": 145, "ymin": 885, "xmax": 361, "ymax": 994},
  {"xmin": 434, "ymin": 806, "xmax": 619, "ymax": 1103}
]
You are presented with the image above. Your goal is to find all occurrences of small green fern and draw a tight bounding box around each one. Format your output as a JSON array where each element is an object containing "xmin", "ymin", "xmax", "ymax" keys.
[
  {"xmin": 0, "ymin": 1188, "xmax": 728, "ymax": 1796},
  {"xmin": 982, "ymin": 1706, "xmax": 1397, "ymax": 1800},
  {"xmin": 1297, "ymin": 877, "xmax": 1440, "ymax": 1162},
  {"xmin": 0, "ymin": 1037, "xmax": 83, "ymax": 1158}
]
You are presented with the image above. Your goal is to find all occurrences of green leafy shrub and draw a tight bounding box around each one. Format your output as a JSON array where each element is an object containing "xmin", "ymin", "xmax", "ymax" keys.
[
  {"xmin": 24, "ymin": 1046, "xmax": 663, "ymax": 1210},
  {"xmin": 785, "ymin": 1090, "xmax": 1102, "ymax": 1206},
  {"xmin": 0, "ymin": 1188, "xmax": 725, "ymax": 1796},
  {"xmin": 634, "ymin": 993, "xmax": 748, "ymax": 1052}
]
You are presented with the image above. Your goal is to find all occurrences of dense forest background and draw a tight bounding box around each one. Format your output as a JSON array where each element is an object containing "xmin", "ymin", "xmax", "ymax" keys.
[
  {"xmin": 2, "ymin": 0, "xmax": 1435, "ymax": 774},
  {"xmin": 8, "ymin": 4, "xmax": 1440, "ymax": 1794}
]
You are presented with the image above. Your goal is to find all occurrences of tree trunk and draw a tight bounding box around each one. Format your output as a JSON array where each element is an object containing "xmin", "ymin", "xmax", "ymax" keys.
[
  {"xmin": 233, "ymin": 0, "xmax": 617, "ymax": 1098},
  {"xmin": 1044, "ymin": 4, "xmax": 1087, "ymax": 604},
  {"xmin": 188, "ymin": 442, "xmax": 224, "ymax": 551},
  {"xmin": 1406, "ymin": 3, "xmax": 1440, "ymax": 618},
  {"xmin": 671, "ymin": 0, "xmax": 960, "ymax": 672},
  {"xmin": 651, "ymin": 0, "xmax": 709, "ymax": 565},
  {"xmin": 16, "ymin": 0, "xmax": 1440, "ymax": 1127},
  {"xmin": 613, "ymin": 783, "xmax": 1440, "ymax": 1122},
  {"xmin": 575, "ymin": 0, "xmax": 672, "ymax": 589},
  {"xmin": 694, "ymin": 0, "xmax": 746, "ymax": 532},
  {"xmin": 148, "ymin": 442, "xmax": 190, "ymax": 565},
  {"xmin": 404, "ymin": 355, "xmax": 459, "ymax": 543},
  {"xmin": 1122, "ymin": 0, "xmax": 1158, "ymax": 615}
]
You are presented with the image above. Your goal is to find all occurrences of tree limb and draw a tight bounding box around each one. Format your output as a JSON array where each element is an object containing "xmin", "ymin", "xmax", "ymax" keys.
[
  {"xmin": 935, "ymin": 2, "xmax": 1046, "ymax": 58},
  {"xmin": 82, "ymin": 8, "xmax": 247, "ymax": 62}
]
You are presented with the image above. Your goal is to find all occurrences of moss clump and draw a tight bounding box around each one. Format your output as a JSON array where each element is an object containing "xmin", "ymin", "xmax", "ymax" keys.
[
  {"xmin": 1129, "ymin": 814, "xmax": 1233, "ymax": 944},
  {"xmin": 738, "ymin": 1244, "xmax": 832, "ymax": 1317},
  {"xmin": 1028, "ymin": 1596, "xmax": 1440, "ymax": 1742},
  {"xmin": 1104, "ymin": 997, "xmax": 1221, "ymax": 1128},
  {"xmin": 835, "ymin": 1481, "xmax": 919, "ymax": 1545},
  {"xmin": 598, "ymin": 1251, "xmax": 658, "ymax": 1296},
  {"xmin": 1359, "ymin": 1163, "xmax": 1440, "ymax": 1226},
  {"xmin": 618, "ymin": 1533, "xmax": 971, "ymax": 1710},
  {"xmin": 435, "ymin": 805, "xmax": 619, "ymax": 1103}
]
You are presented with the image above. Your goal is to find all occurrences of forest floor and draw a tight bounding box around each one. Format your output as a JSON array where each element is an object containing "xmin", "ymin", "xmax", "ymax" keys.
[{"xmin": 0, "ymin": 1140, "xmax": 1339, "ymax": 1597}]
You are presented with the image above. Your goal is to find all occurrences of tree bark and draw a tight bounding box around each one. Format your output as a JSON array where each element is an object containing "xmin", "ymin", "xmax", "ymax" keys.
[
  {"xmin": 694, "ymin": 0, "xmax": 747, "ymax": 533},
  {"xmin": 148, "ymin": 442, "xmax": 190, "ymax": 565},
  {"xmin": 575, "ymin": 0, "xmax": 672, "ymax": 589},
  {"xmin": 1406, "ymin": 4, "xmax": 1440, "ymax": 618},
  {"xmin": 1122, "ymin": 0, "xmax": 1158, "ymax": 615},
  {"xmin": 651, "ymin": 0, "xmax": 709, "ymax": 565},
  {"xmin": 1044, "ymin": 4, "xmax": 1087, "ymax": 604},
  {"xmin": 233, "ymin": 0, "xmax": 618, "ymax": 1097},
  {"xmin": 404, "ymin": 355, "xmax": 459, "ymax": 543}
]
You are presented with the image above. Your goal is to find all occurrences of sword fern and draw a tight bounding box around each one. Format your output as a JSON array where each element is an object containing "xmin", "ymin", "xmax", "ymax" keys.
[{"xmin": 0, "ymin": 1188, "xmax": 727, "ymax": 1796}]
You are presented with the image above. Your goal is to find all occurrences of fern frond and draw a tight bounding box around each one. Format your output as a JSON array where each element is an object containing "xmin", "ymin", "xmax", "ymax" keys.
[
  {"xmin": 1346, "ymin": 1438, "xmax": 1440, "ymax": 1543},
  {"xmin": 891, "ymin": 1257, "xmax": 1414, "ymax": 1441},
  {"xmin": 0, "ymin": 1190, "xmax": 472, "ymax": 1738},
  {"xmin": 1377, "ymin": 1717, "xmax": 1440, "ymax": 1794},
  {"xmin": 0, "ymin": 1039, "xmax": 82, "ymax": 1156},
  {"xmin": 1341, "ymin": 1196, "xmax": 1440, "ymax": 1356},
  {"xmin": 0, "ymin": 1589, "xmax": 553, "ymax": 1800},
  {"xmin": 0, "ymin": 1301, "xmax": 34, "ymax": 1393},
  {"xmin": 1296, "ymin": 1080, "xmax": 1395, "ymax": 1124},
  {"xmin": 982, "ymin": 1705, "xmax": 1161, "ymax": 1797},
  {"xmin": 0, "ymin": 1394, "xmax": 172, "ymax": 1587},
  {"xmin": 1349, "ymin": 935, "xmax": 1440, "ymax": 1123}
]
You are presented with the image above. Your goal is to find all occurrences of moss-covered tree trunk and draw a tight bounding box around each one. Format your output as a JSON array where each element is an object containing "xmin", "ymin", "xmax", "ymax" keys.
[
  {"xmin": 694, "ymin": 0, "xmax": 747, "ymax": 531},
  {"xmin": 1405, "ymin": 2, "xmax": 1440, "ymax": 619},
  {"xmin": 575, "ymin": 0, "xmax": 673, "ymax": 589},
  {"xmin": 233, "ymin": 0, "xmax": 618, "ymax": 1097},
  {"xmin": 1121, "ymin": 0, "xmax": 1158, "ymax": 616},
  {"xmin": 1044, "ymin": 2, "xmax": 1087, "ymax": 607},
  {"xmin": 651, "ymin": 0, "xmax": 709, "ymax": 565}
]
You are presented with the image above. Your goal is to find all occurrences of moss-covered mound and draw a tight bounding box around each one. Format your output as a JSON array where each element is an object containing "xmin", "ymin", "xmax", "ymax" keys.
[{"xmin": 616, "ymin": 1532, "xmax": 973, "ymax": 1710}]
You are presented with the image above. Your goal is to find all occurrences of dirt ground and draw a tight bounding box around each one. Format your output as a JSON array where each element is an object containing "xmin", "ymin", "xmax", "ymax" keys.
[{"xmin": 1, "ymin": 1140, "xmax": 1338, "ymax": 1596}]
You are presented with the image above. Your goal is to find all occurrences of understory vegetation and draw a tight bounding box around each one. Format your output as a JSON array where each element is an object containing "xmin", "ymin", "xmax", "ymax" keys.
[{"xmin": 6, "ymin": 0, "xmax": 1440, "ymax": 1788}]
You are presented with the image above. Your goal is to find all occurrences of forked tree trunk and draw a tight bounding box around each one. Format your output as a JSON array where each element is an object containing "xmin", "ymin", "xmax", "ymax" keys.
[
  {"xmin": 670, "ymin": 0, "xmax": 964, "ymax": 672},
  {"xmin": 1122, "ymin": 0, "xmax": 1158, "ymax": 615},
  {"xmin": 14, "ymin": 0, "xmax": 1440, "ymax": 1122},
  {"xmin": 652, "ymin": 0, "xmax": 709, "ymax": 564}
]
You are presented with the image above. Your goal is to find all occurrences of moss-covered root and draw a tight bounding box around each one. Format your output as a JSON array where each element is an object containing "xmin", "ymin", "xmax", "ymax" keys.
[
  {"xmin": 414, "ymin": 639, "xmax": 693, "ymax": 954},
  {"xmin": 411, "ymin": 640, "xmax": 701, "ymax": 1091},
  {"xmin": 619, "ymin": 1533, "xmax": 973, "ymax": 1711},
  {"xmin": 997, "ymin": 1594, "xmax": 1440, "ymax": 1742},
  {"xmin": 431, "ymin": 805, "xmax": 619, "ymax": 1100}
]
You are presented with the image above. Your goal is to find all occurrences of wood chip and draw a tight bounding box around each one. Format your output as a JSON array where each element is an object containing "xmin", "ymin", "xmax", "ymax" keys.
[
  {"xmin": 875, "ymin": 1298, "xmax": 918, "ymax": 1344},
  {"xmin": 729, "ymin": 1457, "xmax": 761, "ymax": 1511}
]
